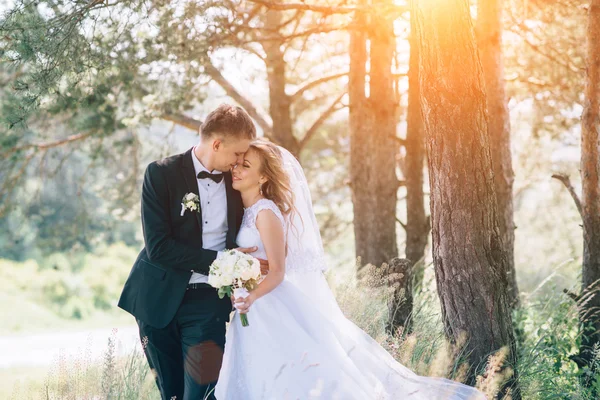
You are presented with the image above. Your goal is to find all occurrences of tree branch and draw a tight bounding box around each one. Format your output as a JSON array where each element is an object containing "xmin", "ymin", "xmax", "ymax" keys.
[
  {"xmin": 396, "ymin": 216, "xmax": 407, "ymax": 231},
  {"xmin": 393, "ymin": 136, "xmax": 407, "ymax": 146},
  {"xmin": 3, "ymin": 131, "xmax": 94, "ymax": 158},
  {"xmin": 247, "ymin": 0, "xmax": 363, "ymax": 14},
  {"xmin": 506, "ymin": 12, "xmax": 582, "ymax": 73},
  {"xmin": 290, "ymin": 72, "xmax": 348, "ymax": 100},
  {"xmin": 551, "ymin": 173, "xmax": 583, "ymax": 218},
  {"xmin": 247, "ymin": 24, "xmax": 349, "ymax": 45},
  {"xmin": 299, "ymin": 92, "xmax": 345, "ymax": 150},
  {"xmin": 247, "ymin": 0, "xmax": 408, "ymax": 15},
  {"xmin": 162, "ymin": 113, "xmax": 202, "ymax": 132},
  {"xmin": 563, "ymin": 288, "xmax": 581, "ymax": 302},
  {"xmin": 204, "ymin": 62, "xmax": 273, "ymax": 135}
]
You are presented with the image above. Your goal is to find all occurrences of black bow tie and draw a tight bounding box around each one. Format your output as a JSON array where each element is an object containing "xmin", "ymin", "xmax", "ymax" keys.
[{"xmin": 197, "ymin": 170, "xmax": 223, "ymax": 183}]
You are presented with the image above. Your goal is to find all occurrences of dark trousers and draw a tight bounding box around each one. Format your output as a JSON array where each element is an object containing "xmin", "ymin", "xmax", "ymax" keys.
[{"xmin": 137, "ymin": 285, "xmax": 232, "ymax": 400}]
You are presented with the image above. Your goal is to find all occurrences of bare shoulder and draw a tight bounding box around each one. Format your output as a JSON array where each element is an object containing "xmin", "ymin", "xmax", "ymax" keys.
[{"xmin": 256, "ymin": 208, "xmax": 284, "ymax": 233}]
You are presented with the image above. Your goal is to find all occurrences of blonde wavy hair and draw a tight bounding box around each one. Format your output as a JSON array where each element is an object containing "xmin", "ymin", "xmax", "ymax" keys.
[{"xmin": 249, "ymin": 139, "xmax": 294, "ymax": 217}]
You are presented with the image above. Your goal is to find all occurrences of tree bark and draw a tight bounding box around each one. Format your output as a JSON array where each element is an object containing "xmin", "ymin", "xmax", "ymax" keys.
[
  {"xmin": 262, "ymin": 4, "xmax": 299, "ymax": 155},
  {"xmin": 476, "ymin": 0, "xmax": 519, "ymax": 309},
  {"xmin": 386, "ymin": 258, "xmax": 414, "ymax": 334},
  {"xmin": 349, "ymin": 0, "xmax": 399, "ymax": 270},
  {"xmin": 404, "ymin": 12, "xmax": 430, "ymax": 297},
  {"xmin": 411, "ymin": 0, "xmax": 519, "ymax": 395},
  {"xmin": 577, "ymin": 0, "xmax": 600, "ymax": 378}
]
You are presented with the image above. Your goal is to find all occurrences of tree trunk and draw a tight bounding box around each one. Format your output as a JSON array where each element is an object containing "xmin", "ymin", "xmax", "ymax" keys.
[
  {"xmin": 262, "ymin": 5, "xmax": 300, "ymax": 155},
  {"xmin": 476, "ymin": 0, "xmax": 519, "ymax": 309},
  {"xmin": 577, "ymin": 0, "xmax": 600, "ymax": 378},
  {"xmin": 349, "ymin": 1, "xmax": 399, "ymax": 270},
  {"xmin": 386, "ymin": 258, "xmax": 414, "ymax": 335},
  {"xmin": 404, "ymin": 12, "xmax": 430, "ymax": 298},
  {"xmin": 411, "ymin": 0, "xmax": 519, "ymax": 395}
]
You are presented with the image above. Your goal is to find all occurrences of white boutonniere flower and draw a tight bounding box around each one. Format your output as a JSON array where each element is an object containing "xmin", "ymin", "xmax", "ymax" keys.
[{"xmin": 181, "ymin": 193, "xmax": 200, "ymax": 216}]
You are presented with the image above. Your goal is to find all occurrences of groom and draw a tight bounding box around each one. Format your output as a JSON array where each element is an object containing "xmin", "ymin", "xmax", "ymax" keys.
[{"xmin": 118, "ymin": 104, "xmax": 258, "ymax": 400}]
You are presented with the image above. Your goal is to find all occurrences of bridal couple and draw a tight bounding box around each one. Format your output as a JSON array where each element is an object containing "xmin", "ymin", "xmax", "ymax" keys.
[{"xmin": 118, "ymin": 104, "xmax": 486, "ymax": 399}]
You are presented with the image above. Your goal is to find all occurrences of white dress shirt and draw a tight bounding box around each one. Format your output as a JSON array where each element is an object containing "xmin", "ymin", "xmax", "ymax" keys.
[{"xmin": 189, "ymin": 147, "xmax": 229, "ymax": 284}]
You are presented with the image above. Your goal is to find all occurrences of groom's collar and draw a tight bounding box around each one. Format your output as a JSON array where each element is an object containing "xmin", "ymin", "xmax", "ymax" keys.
[{"xmin": 191, "ymin": 146, "xmax": 223, "ymax": 177}]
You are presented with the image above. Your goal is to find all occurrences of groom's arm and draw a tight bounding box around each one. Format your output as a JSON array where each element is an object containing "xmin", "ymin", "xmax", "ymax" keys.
[{"xmin": 141, "ymin": 162, "xmax": 217, "ymax": 275}]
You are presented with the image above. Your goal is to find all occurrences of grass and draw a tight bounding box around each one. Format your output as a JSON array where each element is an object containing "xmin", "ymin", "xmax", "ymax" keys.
[
  {"xmin": 4, "ymin": 329, "xmax": 160, "ymax": 400},
  {"xmin": 0, "ymin": 243, "xmax": 137, "ymax": 335},
  {"xmin": 3, "ymin": 256, "xmax": 600, "ymax": 399}
]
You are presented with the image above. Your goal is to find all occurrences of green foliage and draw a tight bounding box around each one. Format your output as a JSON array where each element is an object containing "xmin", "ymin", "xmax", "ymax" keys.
[
  {"xmin": 0, "ymin": 0, "xmax": 213, "ymax": 224},
  {"xmin": 218, "ymin": 285, "xmax": 232, "ymax": 300},
  {"xmin": 504, "ymin": 0, "xmax": 586, "ymax": 139},
  {"xmin": 516, "ymin": 285, "xmax": 600, "ymax": 399},
  {"xmin": 0, "ymin": 0, "xmax": 214, "ymax": 135},
  {"xmin": 0, "ymin": 242, "xmax": 136, "ymax": 325},
  {"xmin": 0, "ymin": 141, "xmax": 143, "ymax": 261}
]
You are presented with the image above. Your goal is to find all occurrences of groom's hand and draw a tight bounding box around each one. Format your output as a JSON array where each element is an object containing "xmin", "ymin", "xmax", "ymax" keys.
[
  {"xmin": 258, "ymin": 259, "xmax": 269, "ymax": 275},
  {"xmin": 235, "ymin": 246, "xmax": 258, "ymax": 254},
  {"xmin": 234, "ymin": 247, "xmax": 269, "ymax": 274}
]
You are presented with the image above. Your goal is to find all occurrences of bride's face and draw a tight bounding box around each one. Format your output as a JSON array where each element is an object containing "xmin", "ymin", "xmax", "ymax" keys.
[{"xmin": 232, "ymin": 148, "xmax": 267, "ymax": 193}]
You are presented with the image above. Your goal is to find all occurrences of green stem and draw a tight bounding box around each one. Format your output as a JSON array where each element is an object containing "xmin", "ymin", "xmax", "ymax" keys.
[{"xmin": 240, "ymin": 313, "xmax": 249, "ymax": 327}]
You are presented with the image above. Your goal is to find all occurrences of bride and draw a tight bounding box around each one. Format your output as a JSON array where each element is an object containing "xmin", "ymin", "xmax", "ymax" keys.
[{"xmin": 215, "ymin": 139, "xmax": 486, "ymax": 400}]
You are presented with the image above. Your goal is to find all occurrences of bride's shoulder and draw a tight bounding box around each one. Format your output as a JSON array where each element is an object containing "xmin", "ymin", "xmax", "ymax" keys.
[
  {"xmin": 254, "ymin": 198, "xmax": 283, "ymax": 215},
  {"xmin": 251, "ymin": 198, "xmax": 284, "ymax": 224}
]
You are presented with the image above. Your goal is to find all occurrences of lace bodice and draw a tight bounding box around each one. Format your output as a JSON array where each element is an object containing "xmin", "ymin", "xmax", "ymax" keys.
[
  {"xmin": 236, "ymin": 198, "xmax": 286, "ymax": 260},
  {"xmin": 236, "ymin": 198, "xmax": 327, "ymax": 273}
]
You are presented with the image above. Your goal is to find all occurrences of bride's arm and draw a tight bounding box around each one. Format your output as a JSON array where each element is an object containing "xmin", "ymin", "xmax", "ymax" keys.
[{"xmin": 235, "ymin": 209, "xmax": 285, "ymax": 313}]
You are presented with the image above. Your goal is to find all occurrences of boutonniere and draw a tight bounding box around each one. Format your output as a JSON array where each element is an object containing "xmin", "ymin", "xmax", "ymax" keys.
[{"xmin": 181, "ymin": 193, "xmax": 200, "ymax": 216}]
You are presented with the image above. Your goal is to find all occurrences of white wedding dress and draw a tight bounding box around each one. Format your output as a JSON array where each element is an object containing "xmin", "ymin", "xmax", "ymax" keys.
[{"xmin": 215, "ymin": 198, "xmax": 486, "ymax": 400}]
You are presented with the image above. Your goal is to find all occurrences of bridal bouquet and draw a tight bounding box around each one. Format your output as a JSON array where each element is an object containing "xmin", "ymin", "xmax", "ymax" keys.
[{"xmin": 208, "ymin": 249, "xmax": 261, "ymax": 327}]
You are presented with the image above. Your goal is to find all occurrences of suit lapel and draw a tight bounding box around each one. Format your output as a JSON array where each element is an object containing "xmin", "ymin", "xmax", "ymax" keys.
[
  {"xmin": 224, "ymin": 171, "xmax": 239, "ymax": 248},
  {"xmin": 180, "ymin": 148, "xmax": 203, "ymax": 245}
]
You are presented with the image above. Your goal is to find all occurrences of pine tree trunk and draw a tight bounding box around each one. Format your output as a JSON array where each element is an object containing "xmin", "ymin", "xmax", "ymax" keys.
[
  {"xmin": 578, "ymin": 0, "xmax": 600, "ymax": 376},
  {"xmin": 411, "ymin": 0, "xmax": 519, "ymax": 395},
  {"xmin": 263, "ymin": 6, "xmax": 299, "ymax": 155},
  {"xmin": 349, "ymin": 2, "xmax": 399, "ymax": 270},
  {"xmin": 405, "ymin": 12, "xmax": 429, "ymax": 297},
  {"xmin": 476, "ymin": 0, "xmax": 519, "ymax": 309}
]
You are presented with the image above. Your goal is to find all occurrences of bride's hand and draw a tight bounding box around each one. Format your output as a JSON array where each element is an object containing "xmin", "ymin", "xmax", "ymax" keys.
[{"xmin": 235, "ymin": 292, "xmax": 256, "ymax": 314}]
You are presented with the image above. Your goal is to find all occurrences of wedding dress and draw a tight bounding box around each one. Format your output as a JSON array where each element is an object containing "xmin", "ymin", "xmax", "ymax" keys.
[{"xmin": 215, "ymin": 149, "xmax": 486, "ymax": 400}]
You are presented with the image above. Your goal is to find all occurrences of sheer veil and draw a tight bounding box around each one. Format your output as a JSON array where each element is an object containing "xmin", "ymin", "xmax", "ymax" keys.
[
  {"xmin": 279, "ymin": 145, "xmax": 327, "ymax": 274},
  {"xmin": 277, "ymin": 145, "xmax": 487, "ymax": 400},
  {"xmin": 278, "ymin": 146, "xmax": 343, "ymax": 316}
]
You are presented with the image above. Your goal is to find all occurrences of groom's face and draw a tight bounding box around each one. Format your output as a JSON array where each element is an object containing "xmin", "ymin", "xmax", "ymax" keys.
[{"xmin": 212, "ymin": 136, "xmax": 251, "ymax": 172}]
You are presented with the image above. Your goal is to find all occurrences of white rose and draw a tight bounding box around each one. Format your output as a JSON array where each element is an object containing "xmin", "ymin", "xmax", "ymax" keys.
[
  {"xmin": 209, "ymin": 260, "xmax": 221, "ymax": 273},
  {"xmin": 222, "ymin": 257, "xmax": 236, "ymax": 274},
  {"xmin": 250, "ymin": 258, "xmax": 261, "ymax": 276},
  {"xmin": 208, "ymin": 273, "xmax": 221, "ymax": 288},
  {"xmin": 223, "ymin": 273, "xmax": 235, "ymax": 287},
  {"xmin": 240, "ymin": 268, "xmax": 254, "ymax": 281}
]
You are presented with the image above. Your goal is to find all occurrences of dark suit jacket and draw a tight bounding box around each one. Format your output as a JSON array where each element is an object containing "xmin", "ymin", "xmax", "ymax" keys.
[{"xmin": 118, "ymin": 148, "xmax": 243, "ymax": 328}]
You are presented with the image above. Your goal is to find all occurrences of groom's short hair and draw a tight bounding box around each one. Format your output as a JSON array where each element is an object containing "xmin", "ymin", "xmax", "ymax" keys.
[{"xmin": 200, "ymin": 104, "xmax": 256, "ymax": 141}]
